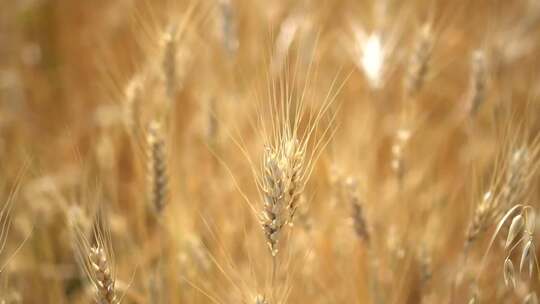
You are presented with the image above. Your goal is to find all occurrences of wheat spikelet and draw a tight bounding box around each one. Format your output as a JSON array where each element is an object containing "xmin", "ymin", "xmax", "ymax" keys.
[{"xmin": 282, "ymin": 139, "xmax": 304, "ymax": 223}]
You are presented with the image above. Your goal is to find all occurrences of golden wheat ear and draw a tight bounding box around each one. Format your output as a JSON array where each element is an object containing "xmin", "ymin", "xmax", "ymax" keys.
[
  {"xmin": 345, "ymin": 177, "xmax": 370, "ymax": 244},
  {"xmin": 256, "ymin": 60, "xmax": 344, "ymax": 257},
  {"xmin": 467, "ymin": 50, "xmax": 488, "ymax": 117},
  {"xmin": 122, "ymin": 74, "xmax": 145, "ymax": 137},
  {"xmin": 69, "ymin": 206, "xmax": 118, "ymax": 304},
  {"xmin": 146, "ymin": 120, "xmax": 168, "ymax": 215},
  {"xmin": 404, "ymin": 23, "xmax": 434, "ymax": 97},
  {"xmin": 162, "ymin": 23, "xmax": 178, "ymax": 101},
  {"xmin": 466, "ymin": 129, "xmax": 540, "ymax": 249},
  {"xmin": 465, "ymin": 191, "xmax": 495, "ymax": 249}
]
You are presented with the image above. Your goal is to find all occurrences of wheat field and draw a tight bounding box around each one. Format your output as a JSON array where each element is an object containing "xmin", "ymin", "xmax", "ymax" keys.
[{"xmin": 1, "ymin": 0, "xmax": 540, "ymax": 303}]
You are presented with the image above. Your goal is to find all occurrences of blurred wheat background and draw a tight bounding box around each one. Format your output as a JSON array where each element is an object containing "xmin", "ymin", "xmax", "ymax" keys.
[{"xmin": 1, "ymin": 0, "xmax": 540, "ymax": 303}]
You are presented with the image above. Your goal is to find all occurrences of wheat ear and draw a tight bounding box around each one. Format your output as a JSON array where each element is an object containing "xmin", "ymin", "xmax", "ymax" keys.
[
  {"xmin": 70, "ymin": 207, "xmax": 117, "ymax": 304},
  {"xmin": 146, "ymin": 120, "xmax": 168, "ymax": 214}
]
